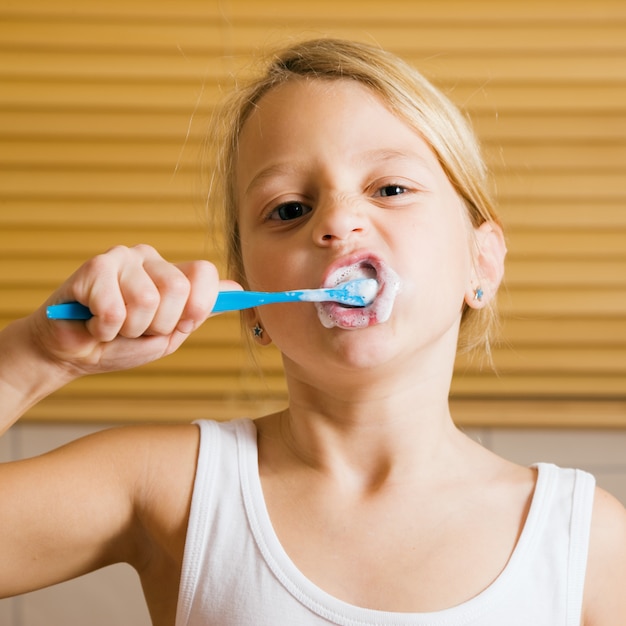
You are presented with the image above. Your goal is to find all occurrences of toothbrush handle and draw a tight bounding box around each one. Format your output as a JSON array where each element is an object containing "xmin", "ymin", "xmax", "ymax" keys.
[
  {"xmin": 46, "ymin": 302, "xmax": 92, "ymax": 320},
  {"xmin": 211, "ymin": 290, "xmax": 294, "ymax": 312},
  {"xmin": 46, "ymin": 290, "xmax": 296, "ymax": 319}
]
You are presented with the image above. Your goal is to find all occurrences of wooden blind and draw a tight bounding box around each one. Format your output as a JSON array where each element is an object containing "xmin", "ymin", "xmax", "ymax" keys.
[{"xmin": 1, "ymin": 0, "xmax": 624, "ymax": 427}]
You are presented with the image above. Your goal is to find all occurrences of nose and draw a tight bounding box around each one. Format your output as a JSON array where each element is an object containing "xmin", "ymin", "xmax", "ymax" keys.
[{"xmin": 311, "ymin": 193, "xmax": 367, "ymax": 246}]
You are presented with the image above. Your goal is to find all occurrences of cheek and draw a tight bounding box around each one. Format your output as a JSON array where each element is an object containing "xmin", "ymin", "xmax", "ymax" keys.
[
  {"xmin": 240, "ymin": 235, "xmax": 309, "ymax": 293},
  {"xmin": 256, "ymin": 303, "xmax": 324, "ymax": 363},
  {"xmin": 435, "ymin": 195, "xmax": 475, "ymax": 278},
  {"xmin": 398, "ymin": 212, "xmax": 473, "ymax": 311},
  {"xmin": 239, "ymin": 230, "xmax": 277, "ymax": 290},
  {"xmin": 240, "ymin": 248, "xmax": 265, "ymax": 290}
]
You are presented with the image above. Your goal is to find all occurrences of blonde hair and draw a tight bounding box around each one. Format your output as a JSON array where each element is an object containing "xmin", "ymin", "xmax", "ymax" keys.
[{"xmin": 207, "ymin": 37, "xmax": 502, "ymax": 357}]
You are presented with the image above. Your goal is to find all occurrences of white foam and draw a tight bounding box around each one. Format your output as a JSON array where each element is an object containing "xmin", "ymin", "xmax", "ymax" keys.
[
  {"xmin": 344, "ymin": 278, "xmax": 378, "ymax": 305},
  {"xmin": 315, "ymin": 263, "xmax": 401, "ymax": 329}
]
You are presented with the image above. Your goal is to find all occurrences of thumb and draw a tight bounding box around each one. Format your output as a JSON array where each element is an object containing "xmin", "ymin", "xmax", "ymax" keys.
[{"xmin": 218, "ymin": 279, "xmax": 244, "ymax": 292}]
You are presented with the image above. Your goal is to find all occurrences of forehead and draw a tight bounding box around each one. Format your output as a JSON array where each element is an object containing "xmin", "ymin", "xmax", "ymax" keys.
[
  {"xmin": 241, "ymin": 78, "xmax": 413, "ymax": 145},
  {"xmin": 236, "ymin": 78, "xmax": 441, "ymax": 190}
]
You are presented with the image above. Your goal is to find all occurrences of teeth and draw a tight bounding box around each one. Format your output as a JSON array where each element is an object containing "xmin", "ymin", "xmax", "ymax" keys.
[
  {"xmin": 331, "ymin": 262, "xmax": 376, "ymax": 286},
  {"xmin": 316, "ymin": 259, "xmax": 400, "ymax": 329}
]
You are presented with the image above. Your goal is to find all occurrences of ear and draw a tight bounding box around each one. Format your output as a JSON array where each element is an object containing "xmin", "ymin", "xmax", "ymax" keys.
[
  {"xmin": 464, "ymin": 221, "xmax": 507, "ymax": 309},
  {"xmin": 242, "ymin": 308, "xmax": 273, "ymax": 346}
]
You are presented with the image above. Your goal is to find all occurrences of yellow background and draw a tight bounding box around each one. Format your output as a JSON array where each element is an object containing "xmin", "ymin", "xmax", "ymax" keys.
[{"xmin": 1, "ymin": 0, "xmax": 625, "ymax": 426}]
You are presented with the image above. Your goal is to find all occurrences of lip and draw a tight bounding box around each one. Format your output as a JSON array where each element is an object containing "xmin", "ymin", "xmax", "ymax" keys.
[
  {"xmin": 321, "ymin": 252, "xmax": 384, "ymax": 292},
  {"xmin": 316, "ymin": 252, "xmax": 400, "ymax": 329}
]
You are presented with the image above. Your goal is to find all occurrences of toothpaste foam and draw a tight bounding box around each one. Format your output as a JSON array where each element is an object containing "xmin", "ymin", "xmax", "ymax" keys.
[{"xmin": 316, "ymin": 262, "xmax": 401, "ymax": 329}]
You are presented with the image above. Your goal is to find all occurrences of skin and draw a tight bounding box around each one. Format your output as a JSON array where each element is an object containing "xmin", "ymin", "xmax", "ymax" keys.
[{"xmin": 0, "ymin": 78, "xmax": 625, "ymax": 624}]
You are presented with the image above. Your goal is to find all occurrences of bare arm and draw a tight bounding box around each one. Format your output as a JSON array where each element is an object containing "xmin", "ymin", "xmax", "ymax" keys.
[
  {"xmin": 0, "ymin": 244, "xmax": 233, "ymax": 432},
  {"xmin": 0, "ymin": 317, "xmax": 75, "ymax": 435},
  {"xmin": 0, "ymin": 244, "xmax": 235, "ymax": 596},
  {"xmin": 0, "ymin": 422, "xmax": 201, "ymax": 598},
  {"xmin": 583, "ymin": 487, "xmax": 626, "ymax": 625},
  {"xmin": 0, "ymin": 427, "xmax": 147, "ymax": 596}
]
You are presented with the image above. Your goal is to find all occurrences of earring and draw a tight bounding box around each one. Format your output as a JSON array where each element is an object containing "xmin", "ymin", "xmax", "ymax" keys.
[
  {"xmin": 252, "ymin": 323, "xmax": 264, "ymax": 339},
  {"xmin": 473, "ymin": 287, "xmax": 484, "ymax": 302}
]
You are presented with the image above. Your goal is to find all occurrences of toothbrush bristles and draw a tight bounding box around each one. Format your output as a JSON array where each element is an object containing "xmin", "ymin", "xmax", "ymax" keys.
[{"xmin": 340, "ymin": 278, "xmax": 379, "ymax": 307}]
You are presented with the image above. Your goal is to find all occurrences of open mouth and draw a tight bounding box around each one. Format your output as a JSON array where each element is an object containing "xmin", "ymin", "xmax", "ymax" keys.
[
  {"xmin": 318, "ymin": 257, "xmax": 400, "ymax": 329},
  {"xmin": 328, "ymin": 261, "xmax": 377, "ymax": 291},
  {"xmin": 332, "ymin": 263, "xmax": 379, "ymax": 309}
]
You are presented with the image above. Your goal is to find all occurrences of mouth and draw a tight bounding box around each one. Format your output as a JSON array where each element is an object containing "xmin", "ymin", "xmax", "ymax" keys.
[
  {"xmin": 317, "ymin": 255, "xmax": 401, "ymax": 329},
  {"xmin": 328, "ymin": 262, "xmax": 379, "ymax": 309}
]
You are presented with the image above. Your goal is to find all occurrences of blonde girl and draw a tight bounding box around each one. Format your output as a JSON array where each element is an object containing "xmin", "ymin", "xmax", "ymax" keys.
[{"xmin": 1, "ymin": 38, "xmax": 624, "ymax": 626}]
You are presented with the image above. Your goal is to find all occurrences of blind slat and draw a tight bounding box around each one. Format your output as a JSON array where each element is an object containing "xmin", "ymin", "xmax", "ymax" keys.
[
  {"xmin": 5, "ymin": 0, "xmax": 626, "ymax": 21},
  {"xmin": 1, "ymin": 0, "xmax": 624, "ymax": 426},
  {"xmin": 2, "ymin": 79, "xmax": 624, "ymax": 113}
]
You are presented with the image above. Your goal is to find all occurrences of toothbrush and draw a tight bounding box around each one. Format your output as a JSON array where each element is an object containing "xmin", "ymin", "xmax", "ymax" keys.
[{"xmin": 46, "ymin": 278, "xmax": 379, "ymax": 320}]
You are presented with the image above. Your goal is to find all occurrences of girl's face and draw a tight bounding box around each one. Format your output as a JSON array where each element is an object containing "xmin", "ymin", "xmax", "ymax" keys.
[{"xmin": 235, "ymin": 78, "xmax": 478, "ymax": 379}]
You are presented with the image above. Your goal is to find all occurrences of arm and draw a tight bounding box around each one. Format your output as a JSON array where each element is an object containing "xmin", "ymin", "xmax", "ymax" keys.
[
  {"xmin": 0, "ymin": 422, "xmax": 201, "ymax": 599},
  {"xmin": 583, "ymin": 487, "xmax": 626, "ymax": 625},
  {"xmin": 0, "ymin": 426, "xmax": 149, "ymax": 596},
  {"xmin": 0, "ymin": 316, "xmax": 77, "ymax": 435},
  {"xmin": 0, "ymin": 244, "xmax": 233, "ymax": 596},
  {"xmin": 1, "ymin": 244, "xmax": 226, "ymax": 434}
]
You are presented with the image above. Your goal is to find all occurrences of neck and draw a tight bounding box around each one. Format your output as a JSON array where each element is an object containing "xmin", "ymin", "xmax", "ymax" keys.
[
  {"xmin": 256, "ymin": 322, "xmax": 474, "ymax": 491},
  {"xmin": 259, "ymin": 362, "xmax": 466, "ymax": 493}
]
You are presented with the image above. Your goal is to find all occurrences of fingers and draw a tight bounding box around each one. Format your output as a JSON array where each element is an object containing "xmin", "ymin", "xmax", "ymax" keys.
[
  {"xmin": 121, "ymin": 255, "xmax": 189, "ymax": 338},
  {"xmin": 72, "ymin": 248, "xmax": 131, "ymax": 343},
  {"xmin": 67, "ymin": 245, "xmax": 225, "ymax": 342},
  {"xmin": 173, "ymin": 260, "xmax": 220, "ymax": 333}
]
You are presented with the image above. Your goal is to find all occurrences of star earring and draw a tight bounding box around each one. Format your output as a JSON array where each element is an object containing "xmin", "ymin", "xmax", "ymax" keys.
[
  {"xmin": 473, "ymin": 286, "xmax": 484, "ymax": 302},
  {"xmin": 252, "ymin": 323, "xmax": 264, "ymax": 339}
]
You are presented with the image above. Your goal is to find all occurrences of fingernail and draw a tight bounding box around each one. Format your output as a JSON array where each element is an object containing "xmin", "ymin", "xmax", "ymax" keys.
[{"xmin": 177, "ymin": 319, "xmax": 195, "ymax": 334}]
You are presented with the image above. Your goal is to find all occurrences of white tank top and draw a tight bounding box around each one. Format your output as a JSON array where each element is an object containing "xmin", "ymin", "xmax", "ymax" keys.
[{"xmin": 175, "ymin": 418, "xmax": 595, "ymax": 626}]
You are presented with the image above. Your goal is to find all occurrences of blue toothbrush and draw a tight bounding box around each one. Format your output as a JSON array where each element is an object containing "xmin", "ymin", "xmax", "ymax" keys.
[{"xmin": 46, "ymin": 278, "xmax": 379, "ymax": 320}]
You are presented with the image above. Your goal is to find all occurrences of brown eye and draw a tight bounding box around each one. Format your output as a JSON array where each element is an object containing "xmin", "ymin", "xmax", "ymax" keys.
[
  {"xmin": 378, "ymin": 185, "xmax": 406, "ymax": 197},
  {"xmin": 269, "ymin": 202, "xmax": 312, "ymax": 221}
]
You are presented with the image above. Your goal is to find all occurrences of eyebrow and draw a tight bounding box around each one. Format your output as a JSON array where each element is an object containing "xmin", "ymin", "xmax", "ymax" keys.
[
  {"xmin": 355, "ymin": 147, "xmax": 434, "ymax": 169},
  {"xmin": 244, "ymin": 162, "xmax": 300, "ymax": 197},
  {"xmin": 243, "ymin": 147, "xmax": 435, "ymax": 197}
]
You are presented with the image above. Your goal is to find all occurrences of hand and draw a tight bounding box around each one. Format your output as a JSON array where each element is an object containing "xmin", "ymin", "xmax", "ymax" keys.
[{"xmin": 30, "ymin": 244, "xmax": 238, "ymax": 377}]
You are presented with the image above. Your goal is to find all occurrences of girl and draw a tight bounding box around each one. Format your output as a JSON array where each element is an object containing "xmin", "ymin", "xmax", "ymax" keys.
[{"xmin": 1, "ymin": 38, "xmax": 624, "ymax": 626}]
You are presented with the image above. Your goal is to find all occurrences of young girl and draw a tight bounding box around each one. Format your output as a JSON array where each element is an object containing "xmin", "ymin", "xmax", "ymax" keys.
[{"xmin": 1, "ymin": 38, "xmax": 624, "ymax": 626}]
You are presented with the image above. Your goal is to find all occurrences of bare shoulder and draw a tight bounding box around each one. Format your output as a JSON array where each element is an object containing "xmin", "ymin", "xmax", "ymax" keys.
[
  {"xmin": 95, "ymin": 422, "xmax": 201, "ymax": 624},
  {"xmin": 115, "ymin": 423, "xmax": 201, "ymax": 548},
  {"xmin": 57, "ymin": 421, "xmax": 201, "ymax": 517},
  {"xmin": 0, "ymin": 422, "xmax": 200, "ymax": 598},
  {"xmin": 583, "ymin": 486, "xmax": 626, "ymax": 625}
]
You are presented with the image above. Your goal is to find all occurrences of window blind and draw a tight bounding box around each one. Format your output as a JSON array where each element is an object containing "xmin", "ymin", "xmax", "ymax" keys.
[{"xmin": 1, "ymin": 0, "xmax": 624, "ymax": 426}]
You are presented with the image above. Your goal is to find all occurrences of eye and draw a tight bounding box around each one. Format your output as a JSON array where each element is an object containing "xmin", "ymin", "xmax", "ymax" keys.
[
  {"xmin": 267, "ymin": 201, "xmax": 312, "ymax": 221},
  {"xmin": 377, "ymin": 184, "xmax": 407, "ymax": 198}
]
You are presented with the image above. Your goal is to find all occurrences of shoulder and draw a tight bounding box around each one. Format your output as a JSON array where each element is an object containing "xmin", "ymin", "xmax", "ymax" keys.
[
  {"xmin": 77, "ymin": 422, "xmax": 201, "ymax": 564},
  {"xmin": 0, "ymin": 422, "xmax": 201, "ymax": 597},
  {"xmin": 124, "ymin": 423, "xmax": 201, "ymax": 531},
  {"xmin": 75, "ymin": 422, "xmax": 202, "ymax": 538},
  {"xmin": 583, "ymin": 486, "xmax": 626, "ymax": 625}
]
